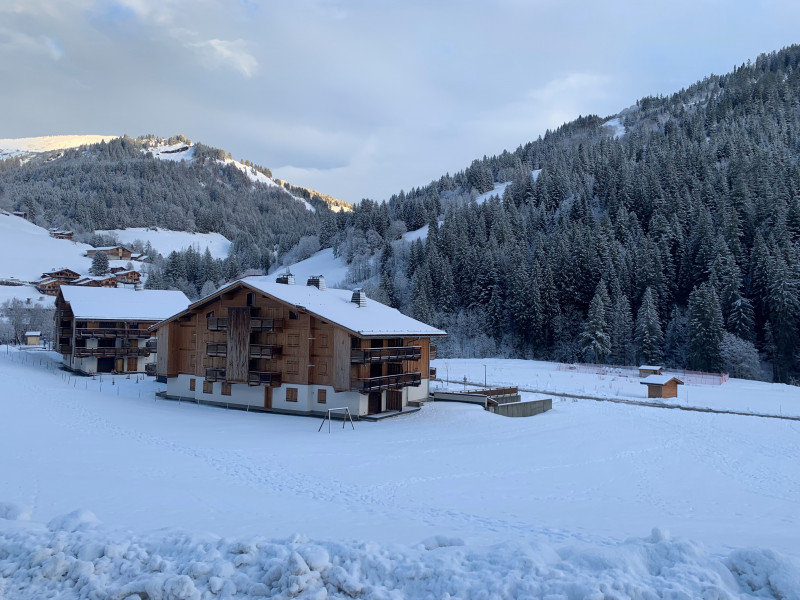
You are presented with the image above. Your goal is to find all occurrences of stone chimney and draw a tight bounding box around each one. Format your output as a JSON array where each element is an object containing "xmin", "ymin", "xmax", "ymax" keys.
[
  {"xmin": 307, "ymin": 275, "xmax": 326, "ymax": 290},
  {"xmin": 276, "ymin": 271, "xmax": 295, "ymax": 285},
  {"xmin": 351, "ymin": 288, "xmax": 367, "ymax": 307}
]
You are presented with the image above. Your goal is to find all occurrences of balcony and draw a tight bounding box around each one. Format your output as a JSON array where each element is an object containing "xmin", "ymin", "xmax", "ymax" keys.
[
  {"xmin": 250, "ymin": 317, "xmax": 283, "ymax": 332},
  {"xmin": 73, "ymin": 347, "xmax": 150, "ymax": 358},
  {"xmin": 206, "ymin": 342, "xmax": 227, "ymax": 357},
  {"xmin": 145, "ymin": 338, "xmax": 158, "ymax": 352},
  {"xmin": 75, "ymin": 328, "xmax": 151, "ymax": 339},
  {"xmin": 59, "ymin": 344, "xmax": 72, "ymax": 354},
  {"xmin": 249, "ymin": 344, "xmax": 282, "ymax": 358},
  {"xmin": 145, "ymin": 363, "xmax": 157, "ymax": 376},
  {"xmin": 247, "ymin": 371, "xmax": 282, "ymax": 386},
  {"xmin": 205, "ymin": 368, "xmax": 226, "ymax": 382},
  {"xmin": 207, "ymin": 317, "xmax": 227, "ymax": 331},
  {"xmin": 355, "ymin": 372, "xmax": 422, "ymax": 393},
  {"xmin": 429, "ymin": 367, "xmax": 437, "ymax": 380},
  {"xmin": 350, "ymin": 346, "xmax": 422, "ymax": 363},
  {"xmin": 430, "ymin": 344, "xmax": 437, "ymax": 359}
]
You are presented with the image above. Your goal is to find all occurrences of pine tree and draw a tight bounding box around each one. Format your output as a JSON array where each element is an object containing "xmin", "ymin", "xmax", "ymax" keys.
[
  {"xmin": 610, "ymin": 292, "xmax": 635, "ymax": 365},
  {"xmin": 90, "ymin": 251, "xmax": 109, "ymax": 276},
  {"xmin": 688, "ymin": 283, "xmax": 725, "ymax": 372},
  {"xmin": 635, "ymin": 286, "xmax": 663, "ymax": 365},
  {"xmin": 580, "ymin": 280, "xmax": 611, "ymax": 363}
]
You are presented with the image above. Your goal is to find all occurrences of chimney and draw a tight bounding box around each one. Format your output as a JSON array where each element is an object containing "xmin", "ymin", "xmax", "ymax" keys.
[
  {"xmin": 351, "ymin": 288, "xmax": 367, "ymax": 307},
  {"xmin": 276, "ymin": 271, "xmax": 295, "ymax": 285},
  {"xmin": 307, "ymin": 275, "xmax": 326, "ymax": 290}
]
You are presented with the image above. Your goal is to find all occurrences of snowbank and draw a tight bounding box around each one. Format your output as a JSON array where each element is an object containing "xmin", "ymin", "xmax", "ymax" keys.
[{"xmin": 2, "ymin": 513, "xmax": 797, "ymax": 599}]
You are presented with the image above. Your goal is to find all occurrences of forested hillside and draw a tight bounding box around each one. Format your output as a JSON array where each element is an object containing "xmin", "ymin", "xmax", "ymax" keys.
[
  {"xmin": 319, "ymin": 46, "xmax": 800, "ymax": 383},
  {"xmin": 0, "ymin": 136, "xmax": 330, "ymax": 276}
]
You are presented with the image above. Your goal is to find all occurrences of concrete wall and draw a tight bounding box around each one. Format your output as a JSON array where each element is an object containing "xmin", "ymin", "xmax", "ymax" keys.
[{"xmin": 488, "ymin": 398, "xmax": 552, "ymax": 418}]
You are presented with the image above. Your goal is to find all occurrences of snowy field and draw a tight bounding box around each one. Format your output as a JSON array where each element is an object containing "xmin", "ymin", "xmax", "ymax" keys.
[
  {"xmin": 0, "ymin": 135, "xmax": 119, "ymax": 159},
  {"xmin": 1, "ymin": 347, "xmax": 799, "ymax": 597},
  {"xmin": 96, "ymin": 228, "xmax": 231, "ymax": 260},
  {"xmin": 434, "ymin": 358, "xmax": 800, "ymax": 418}
]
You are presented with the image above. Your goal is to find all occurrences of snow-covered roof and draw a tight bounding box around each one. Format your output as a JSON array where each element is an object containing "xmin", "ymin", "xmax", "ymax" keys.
[
  {"xmin": 240, "ymin": 277, "xmax": 445, "ymax": 336},
  {"xmin": 90, "ymin": 245, "xmax": 130, "ymax": 251},
  {"xmin": 639, "ymin": 365, "xmax": 663, "ymax": 371},
  {"xmin": 25, "ymin": 331, "xmax": 41, "ymax": 336},
  {"xmin": 163, "ymin": 277, "xmax": 446, "ymax": 337},
  {"xmin": 640, "ymin": 375, "xmax": 683, "ymax": 386},
  {"xmin": 59, "ymin": 287, "xmax": 190, "ymax": 321}
]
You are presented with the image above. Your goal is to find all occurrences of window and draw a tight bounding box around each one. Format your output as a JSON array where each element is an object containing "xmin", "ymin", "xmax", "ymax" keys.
[
  {"xmin": 287, "ymin": 334, "xmax": 300, "ymax": 347},
  {"xmin": 317, "ymin": 389, "xmax": 327, "ymax": 404},
  {"xmin": 129, "ymin": 322, "xmax": 139, "ymax": 330},
  {"xmin": 189, "ymin": 378, "xmax": 196, "ymax": 391},
  {"xmin": 286, "ymin": 387, "xmax": 298, "ymax": 402},
  {"xmin": 319, "ymin": 334, "xmax": 329, "ymax": 348},
  {"xmin": 222, "ymin": 382, "xmax": 232, "ymax": 396},
  {"xmin": 246, "ymin": 293, "xmax": 255, "ymax": 307},
  {"xmin": 203, "ymin": 380, "xmax": 213, "ymax": 394},
  {"xmin": 206, "ymin": 310, "xmax": 214, "ymax": 319},
  {"xmin": 289, "ymin": 311, "xmax": 299, "ymax": 320},
  {"xmin": 317, "ymin": 359, "xmax": 329, "ymax": 376},
  {"xmin": 286, "ymin": 360, "xmax": 299, "ymax": 375}
]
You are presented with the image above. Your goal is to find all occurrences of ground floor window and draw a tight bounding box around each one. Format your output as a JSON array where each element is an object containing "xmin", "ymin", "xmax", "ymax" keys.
[
  {"xmin": 203, "ymin": 380, "xmax": 213, "ymax": 394},
  {"xmin": 189, "ymin": 378, "xmax": 196, "ymax": 391},
  {"xmin": 222, "ymin": 382, "xmax": 232, "ymax": 396},
  {"xmin": 317, "ymin": 389, "xmax": 326, "ymax": 404},
  {"xmin": 286, "ymin": 387, "xmax": 298, "ymax": 402}
]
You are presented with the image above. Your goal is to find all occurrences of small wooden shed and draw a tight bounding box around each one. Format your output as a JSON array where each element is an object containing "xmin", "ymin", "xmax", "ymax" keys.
[
  {"xmin": 640, "ymin": 375, "xmax": 684, "ymax": 399},
  {"xmin": 638, "ymin": 365, "xmax": 664, "ymax": 377},
  {"xmin": 25, "ymin": 331, "xmax": 41, "ymax": 345}
]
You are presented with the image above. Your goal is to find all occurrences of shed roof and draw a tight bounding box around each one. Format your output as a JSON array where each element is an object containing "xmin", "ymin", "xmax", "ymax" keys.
[
  {"xmin": 639, "ymin": 365, "xmax": 663, "ymax": 371},
  {"xmin": 25, "ymin": 331, "xmax": 41, "ymax": 336},
  {"xmin": 59, "ymin": 287, "xmax": 190, "ymax": 321},
  {"xmin": 640, "ymin": 375, "xmax": 684, "ymax": 386}
]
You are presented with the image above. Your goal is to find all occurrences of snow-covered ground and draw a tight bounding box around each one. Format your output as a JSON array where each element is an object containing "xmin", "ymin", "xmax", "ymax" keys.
[
  {"xmin": 604, "ymin": 116, "xmax": 627, "ymax": 139},
  {"xmin": 275, "ymin": 248, "xmax": 351, "ymax": 288},
  {"xmin": 96, "ymin": 227, "xmax": 231, "ymax": 260},
  {"xmin": 1, "ymin": 347, "xmax": 799, "ymax": 597},
  {"xmin": 475, "ymin": 169, "xmax": 542, "ymax": 204},
  {"xmin": 434, "ymin": 358, "xmax": 800, "ymax": 418}
]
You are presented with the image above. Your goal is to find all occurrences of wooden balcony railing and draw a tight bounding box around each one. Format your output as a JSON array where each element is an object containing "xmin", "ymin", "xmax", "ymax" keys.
[
  {"xmin": 145, "ymin": 363, "xmax": 157, "ymax": 376},
  {"xmin": 207, "ymin": 317, "xmax": 228, "ymax": 331},
  {"xmin": 205, "ymin": 368, "xmax": 226, "ymax": 381},
  {"xmin": 249, "ymin": 344, "xmax": 282, "ymax": 358},
  {"xmin": 247, "ymin": 371, "xmax": 282, "ymax": 386},
  {"xmin": 250, "ymin": 317, "xmax": 283, "ymax": 332},
  {"xmin": 73, "ymin": 347, "xmax": 150, "ymax": 358},
  {"xmin": 145, "ymin": 338, "xmax": 158, "ymax": 351},
  {"xmin": 75, "ymin": 328, "xmax": 151, "ymax": 339},
  {"xmin": 354, "ymin": 372, "xmax": 421, "ymax": 393},
  {"xmin": 430, "ymin": 344, "xmax": 437, "ymax": 359},
  {"xmin": 350, "ymin": 346, "xmax": 422, "ymax": 363},
  {"xmin": 429, "ymin": 367, "xmax": 437, "ymax": 380},
  {"xmin": 206, "ymin": 342, "xmax": 227, "ymax": 357}
]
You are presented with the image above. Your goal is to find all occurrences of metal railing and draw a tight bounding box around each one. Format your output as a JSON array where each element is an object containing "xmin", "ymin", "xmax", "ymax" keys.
[
  {"xmin": 206, "ymin": 342, "xmax": 227, "ymax": 357},
  {"xmin": 247, "ymin": 371, "xmax": 282, "ymax": 386},
  {"xmin": 355, "ymin": 372, "xmax": 421, "ymax": 393},
  {"xmin": 350, "ymin": 346, "xmax": 422, "ymax": 363},
  {"xmin": 73, "ymin": 347, "xmax": 150, "ymax": 358},
  {"xmin": 249, "ymin": 344, "xmax": 282, "ymax": 358},
  {"xmin": 207, "ymin": 317, "xmax": 228, "ymax": 331},
  {"xmin": 205, "ymin": 368, "xmax": 226, "ymax": 381},
  {"xmin": 75, "ymin": 328, "xmax": 151, "ymax": 338}
]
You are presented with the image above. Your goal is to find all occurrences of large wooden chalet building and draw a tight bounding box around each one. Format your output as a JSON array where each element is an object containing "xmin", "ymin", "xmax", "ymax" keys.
[
  {"xmin": 152, "ymin": 274, "xmax": 445, "ymax": 417},
  {"xmin": 56, "ymin": 287, "xmax": 190, "ymax": 375}
]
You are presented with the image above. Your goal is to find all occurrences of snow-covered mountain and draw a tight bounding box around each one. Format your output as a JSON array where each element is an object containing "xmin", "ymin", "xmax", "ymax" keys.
[{"xmin": 0, "ymin": 134, "xmax": 120, "ymax": 160}]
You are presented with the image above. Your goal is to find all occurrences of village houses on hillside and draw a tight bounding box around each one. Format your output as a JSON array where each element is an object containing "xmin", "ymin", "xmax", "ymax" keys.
[
  {"xmin": 56, "ymin": 287, "xmax": 190, "ymax": 375},
  {"xmin": 151, "ymin": 274, "xmax": 445, "ymax": 417}
]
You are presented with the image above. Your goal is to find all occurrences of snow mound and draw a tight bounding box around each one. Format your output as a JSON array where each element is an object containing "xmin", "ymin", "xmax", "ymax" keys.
[
  {"xmin": 47, "ymin": 509, "xmax": 102, "ymax": 533},
  {"xmin": 1, "ymin": 518, "xmax": 796, "ymax": 599},
  {"xmin": 0, "ymin": 502, "xmax": 32, "ymax": 521}
]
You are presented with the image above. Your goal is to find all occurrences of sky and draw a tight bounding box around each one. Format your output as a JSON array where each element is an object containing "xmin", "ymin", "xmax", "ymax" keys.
[{"xmin": 1, "ymin": 1, "xmax": 799, "ymax": 204}]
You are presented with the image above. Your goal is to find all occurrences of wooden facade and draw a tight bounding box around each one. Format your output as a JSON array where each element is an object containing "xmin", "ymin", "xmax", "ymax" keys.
[
  {"xmin": 85, "ymin": 246, "xmax": 133, "ymax": 260},
  {"xmin": 640, "ymin": 376, "xmax": 684, "ymax": 399},
  {"xmin": 154, "ymin": 278, "xmax": 445, "ymax": 416}
]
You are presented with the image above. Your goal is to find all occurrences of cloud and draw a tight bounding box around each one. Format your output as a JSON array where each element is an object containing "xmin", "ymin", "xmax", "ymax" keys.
[
  {"xmin": 0, "ymin": 28, "xmax": 64, "ymax": 61},
  {"xmin": 189, "ymin": 38, "xmax": 258, "ymax": 78}
]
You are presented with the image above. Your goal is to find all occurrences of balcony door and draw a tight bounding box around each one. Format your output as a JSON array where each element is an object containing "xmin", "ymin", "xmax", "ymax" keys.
[{"xmin": 368, "ymin": 391, "xmax": 381, "ymax": 414}]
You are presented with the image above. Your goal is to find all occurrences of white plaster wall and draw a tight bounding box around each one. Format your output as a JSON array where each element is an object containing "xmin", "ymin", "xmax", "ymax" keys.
[
  {"xmin": 167, "ymin": 374, "xmax": 197, "ymax": 399},
  {"xmin": 407, "ymin": 379, "xmax": 430, "ymax": 404},
  {"xmin": 308, "ymin": 385, "xmax": 363, "ymax": 416},
  {"xmin": 196, "ymin": 382, "xmax": 264, "ymax": 409}
]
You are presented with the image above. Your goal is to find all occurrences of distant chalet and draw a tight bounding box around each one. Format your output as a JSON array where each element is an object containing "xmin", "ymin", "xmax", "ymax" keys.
[
  {"xmin": 56, "ymin": 286, "xmax": 190, "ymax": 375},
  {"xmin": 640, "ymin": 375, "xmax": 684, "ymax": 399},
  {"xmin": 85, "ymin": 245, "xmax": 133, "ymax": 261},
  {"xmin": 152, "ymin": 274, "xmax": 446, "ymax": 417}
]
